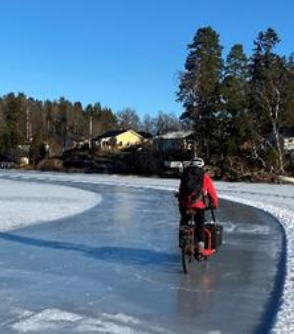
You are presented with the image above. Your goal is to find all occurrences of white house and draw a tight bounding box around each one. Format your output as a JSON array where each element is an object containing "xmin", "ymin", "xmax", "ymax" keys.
[{"xmin": 153, "ymin": 131, "xmax": 195, "ymax": 152}]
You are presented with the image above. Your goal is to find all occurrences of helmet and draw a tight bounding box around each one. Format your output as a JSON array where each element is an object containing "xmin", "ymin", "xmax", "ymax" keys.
[{"xmin": 190, "ymin": 157, "xmax": 205, "ymax": 168}]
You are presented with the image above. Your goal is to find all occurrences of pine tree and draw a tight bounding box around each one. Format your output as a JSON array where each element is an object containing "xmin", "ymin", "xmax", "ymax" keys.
[
  {"xmin": 57, "ymin": 97, "xmax": 71, "ymax": 150},
  {"xmin": 177, "ymin": 27, "xmax": 223, "ymax": 158},
  {"xmin": 2, "ymin": 93, "xmax": 24, "ymax": 152},
  {"xmin": 72, "ymin": 101, "xmax": 86, "ymax": 137},
  {"xmin": 221, "ymin": 44, "xmax": 250, "ymax": 156}
]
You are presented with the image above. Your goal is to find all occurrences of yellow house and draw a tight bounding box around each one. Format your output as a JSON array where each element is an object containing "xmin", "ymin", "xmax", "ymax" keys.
[{"xmin": 94, "ymin": 130, "xmax": 144, "ymax": 150}]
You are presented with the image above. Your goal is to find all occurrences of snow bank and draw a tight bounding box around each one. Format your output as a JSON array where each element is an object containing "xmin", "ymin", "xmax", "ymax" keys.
[
  {"xmin": 0, "ymin": 179, "xmax": 101, "ymax": 232},
  {"xmin": 216, "ymin": 184, "xmax": 294, "ymax": 334}
]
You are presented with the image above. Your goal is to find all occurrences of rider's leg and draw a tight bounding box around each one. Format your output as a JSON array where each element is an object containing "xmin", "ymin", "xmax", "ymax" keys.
[
  {"xmin": 194, "ymin": 210, "xmax": 205, "ymax": 250},
  {"xmin": 178, "ymin": 206, "xmax": 191, "ymax": 248},
  {"xmin": 179, "ymin": 205, "xmax": 190, "ymax": 226}
]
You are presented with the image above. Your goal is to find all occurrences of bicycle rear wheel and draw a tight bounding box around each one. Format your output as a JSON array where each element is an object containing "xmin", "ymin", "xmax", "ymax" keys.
[{"xmin": 182, "ymin": 239, "xmax": 194, "ymax": 274}]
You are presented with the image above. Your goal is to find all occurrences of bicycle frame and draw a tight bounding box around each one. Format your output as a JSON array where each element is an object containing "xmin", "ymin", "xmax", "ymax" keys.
[{"xmin": 180, "ymin": 208, "xmax": 218, "ymax": 273}]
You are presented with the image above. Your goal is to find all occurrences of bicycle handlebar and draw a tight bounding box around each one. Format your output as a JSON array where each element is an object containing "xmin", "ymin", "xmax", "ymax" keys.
[{"xmin": 210, "ymin": 206, "xmax": 216, "ymax": 223}]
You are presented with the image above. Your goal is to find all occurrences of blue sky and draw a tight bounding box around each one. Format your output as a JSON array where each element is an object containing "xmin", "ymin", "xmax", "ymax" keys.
[{"xmin": 0, "ymin": 0, "xmax": 293, "ymax": 117}]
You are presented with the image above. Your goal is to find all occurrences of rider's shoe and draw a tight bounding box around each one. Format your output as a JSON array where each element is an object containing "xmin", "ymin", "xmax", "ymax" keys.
[{"xmin": 198, "ymin": 241, "xmax": 205, "ymax": 252}]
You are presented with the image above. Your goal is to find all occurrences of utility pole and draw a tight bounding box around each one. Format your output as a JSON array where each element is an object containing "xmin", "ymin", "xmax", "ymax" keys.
[
  {"xmin": 26, "ymin": 108, "xmax": 31, "ymax": 141},
  {"xmin": 89, "ymin": 115, "xmax": 93, "ymax": 149}
]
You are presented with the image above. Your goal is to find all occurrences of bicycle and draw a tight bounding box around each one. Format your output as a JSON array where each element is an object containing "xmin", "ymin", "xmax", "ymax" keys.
[{"xmin": 179, "ymin": 207, "xmax": 222, "ymax": 274}]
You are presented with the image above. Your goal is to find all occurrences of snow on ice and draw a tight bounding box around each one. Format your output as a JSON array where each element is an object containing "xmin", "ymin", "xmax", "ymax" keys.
[
  {"xmin": 12, "ymin": 308, "xmax": 174, "ymax": 334},
  {"xmin": 0, "ymin": 178, "xmax": 101, "ymax": 232}
]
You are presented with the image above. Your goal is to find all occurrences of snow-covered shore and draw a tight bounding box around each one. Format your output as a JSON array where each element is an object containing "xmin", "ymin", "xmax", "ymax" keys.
[
  {"xmin": 216, "ymin": 185, "xmax": 294, "ymax": 334},
  {"xmin": 0, "ymin": 171, "xmax": 293, "ymax": 333},
  {"xmin": 0, "ymin": 178, "xmax": 101, "ymax": 232}
]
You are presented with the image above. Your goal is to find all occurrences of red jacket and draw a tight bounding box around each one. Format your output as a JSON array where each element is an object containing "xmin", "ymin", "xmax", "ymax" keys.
[{"xmin": 179, "ymin": 173, "xmax": 218, "ymax": 209}]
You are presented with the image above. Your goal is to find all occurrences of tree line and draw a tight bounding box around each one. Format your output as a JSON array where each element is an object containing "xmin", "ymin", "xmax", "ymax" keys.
[
  {"xmin": 0, "ymin": 93, "xmax": 182, "ymax": 162},
  {"xmin": 178, "ymin": 26, "xmax": 294, "ymax": 176},
  {"xmin": 2, "ymin": 26, "xmax": 294, "ymax": 178}
]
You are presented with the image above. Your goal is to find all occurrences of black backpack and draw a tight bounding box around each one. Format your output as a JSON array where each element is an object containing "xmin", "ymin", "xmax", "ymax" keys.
[{"xmin": 180, "ymin": 166, "xmax": 204, "ymax": 202}]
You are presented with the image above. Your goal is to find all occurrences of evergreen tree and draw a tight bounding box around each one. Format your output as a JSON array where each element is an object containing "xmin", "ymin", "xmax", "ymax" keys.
[
  {"xmin": 72, "ymin": 101, "xmax": 86, "ymax": 137},
  {"xmin": 100, "ymin": 107, "xmax": 117, "ymax": 132},
  {"xmin": 177, "ymin": 27, "xmax": 223, "ymax": 158},
  {"xmin": 57, "ymin": 97, "xmax": 71, "ymax": 150},
  {"xmin": 44, "ymin": 100, "xmax": 55, "ymax": 140},
  {"xmin": 85, "ymin": 103, "xmax": 117, "ymax": 137},
  {"xmin": 221, "ymin": 44, "xmax": 250, "ymax": 156},
  {"xmin": 1, "ymin": 93, "xmax": 24, "ymax": 152}
]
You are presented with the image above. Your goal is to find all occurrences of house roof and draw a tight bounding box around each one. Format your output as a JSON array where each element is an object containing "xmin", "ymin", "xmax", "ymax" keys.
[
  {"xmin": 94, "ymin": 130, "xmax": 125, "ymax": 141},
  {"xmin": 93, "ymin": 129, "xmax": 144, "ymax": 141},
  {"xmin": 154, "ymin": 131, "xmax": 194, "ymax": 140},
  {"xmin": 137, "ymin": 131, "xmax": 153, "ymax": 139}
]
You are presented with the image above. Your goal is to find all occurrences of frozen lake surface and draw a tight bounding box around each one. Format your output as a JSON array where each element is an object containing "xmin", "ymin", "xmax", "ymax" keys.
[{"xmin": 0, "ymin": 173, "xmax": 287, "ymax": 334}]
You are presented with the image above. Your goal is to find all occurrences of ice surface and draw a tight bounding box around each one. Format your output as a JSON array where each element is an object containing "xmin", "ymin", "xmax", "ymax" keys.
[{"xmin": 0, "ymin": 171, "xmax": 293, "ymax": 333}]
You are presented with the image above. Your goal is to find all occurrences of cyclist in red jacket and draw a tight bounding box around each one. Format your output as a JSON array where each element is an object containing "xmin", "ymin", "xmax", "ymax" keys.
[{"xmin": 177, "ymin": 157, "xmax": 219, "ymax": 251}]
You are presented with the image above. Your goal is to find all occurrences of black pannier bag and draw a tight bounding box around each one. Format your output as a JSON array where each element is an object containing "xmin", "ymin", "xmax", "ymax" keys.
[{"xmin": 205, "ymin": 223, "xmax": 223, "ymax": 250}]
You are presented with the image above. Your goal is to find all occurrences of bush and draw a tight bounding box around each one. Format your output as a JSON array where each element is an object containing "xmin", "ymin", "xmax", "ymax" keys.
[
  {"xmin": 37, "ymin": 158, "xmax": 64, "ymax": 172},
  {"xmin": 123, "ymin": 149, "xmax": 163, "ymax": 175}
]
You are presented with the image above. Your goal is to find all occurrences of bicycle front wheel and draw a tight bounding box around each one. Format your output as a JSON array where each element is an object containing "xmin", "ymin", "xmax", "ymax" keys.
[{"xmin": 181, "ymin": 239, "xmax": 194, "ymax": 274}]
